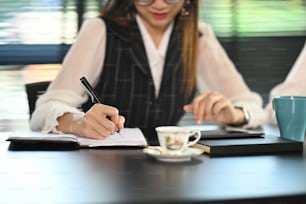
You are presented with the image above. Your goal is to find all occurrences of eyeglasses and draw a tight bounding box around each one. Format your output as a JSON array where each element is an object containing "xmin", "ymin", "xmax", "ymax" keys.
[{"xmin": 134, "ymin": 0, "xmax": 182, "ymax": 6}]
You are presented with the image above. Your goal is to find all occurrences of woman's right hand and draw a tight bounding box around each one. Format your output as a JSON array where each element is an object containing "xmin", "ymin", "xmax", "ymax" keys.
[{"xmin": 57, "ymin": 104, "xmax": 125, "ymax": 139}]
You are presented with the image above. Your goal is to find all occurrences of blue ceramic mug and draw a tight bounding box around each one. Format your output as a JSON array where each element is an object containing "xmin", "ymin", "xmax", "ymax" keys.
[{"xmin": 273, "ymin": 96, "xmax": 306, "ymax": 142}]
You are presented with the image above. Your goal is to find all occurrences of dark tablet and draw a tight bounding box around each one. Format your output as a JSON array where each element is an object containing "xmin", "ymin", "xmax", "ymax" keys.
[{"xmin": 185, "ymin": 124, "xmax": 264, "ymax": 139}]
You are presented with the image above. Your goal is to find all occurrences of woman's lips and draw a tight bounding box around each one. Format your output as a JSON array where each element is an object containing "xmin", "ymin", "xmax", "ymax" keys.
[{"xmin": 152, "ymin": 13, "xmax": 167, "ymax": 19}]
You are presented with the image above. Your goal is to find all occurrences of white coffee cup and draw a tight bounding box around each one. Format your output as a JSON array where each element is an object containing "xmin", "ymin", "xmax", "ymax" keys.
[{"xmin": 155, "ymin": 126, "xmax": 201, "ymax": 155}]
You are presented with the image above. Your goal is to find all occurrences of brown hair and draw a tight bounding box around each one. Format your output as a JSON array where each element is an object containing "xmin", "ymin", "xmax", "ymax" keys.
[{"xmin": 100, "ymin": 0, "xmax": 199, "ymax": 96}]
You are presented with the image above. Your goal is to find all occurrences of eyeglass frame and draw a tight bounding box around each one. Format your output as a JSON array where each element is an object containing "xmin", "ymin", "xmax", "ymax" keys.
[{"xmin": 134, "ymin": 0, "xmax": 183, "ymax": 7}]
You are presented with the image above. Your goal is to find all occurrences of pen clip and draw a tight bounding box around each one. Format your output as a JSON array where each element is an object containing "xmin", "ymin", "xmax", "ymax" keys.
[
  {"xmin": 80, "ymin": 82, "xmax": 96, "ymax": 104},
  {"xmin": 80, "ymin": 77, "xmax": 103, "ymax": 104}
]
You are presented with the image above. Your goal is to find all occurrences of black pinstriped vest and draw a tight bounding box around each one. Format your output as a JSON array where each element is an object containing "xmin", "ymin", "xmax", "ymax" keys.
[{"xmin": 83, "ymin": 17, "xmax": 195, "ymax": 128}]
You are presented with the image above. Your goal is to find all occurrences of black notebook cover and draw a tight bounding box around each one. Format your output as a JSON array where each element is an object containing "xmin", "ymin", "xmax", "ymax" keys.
[{"xmin": 193, "ymin": 135, "xmax": 303, "ymax": 157}]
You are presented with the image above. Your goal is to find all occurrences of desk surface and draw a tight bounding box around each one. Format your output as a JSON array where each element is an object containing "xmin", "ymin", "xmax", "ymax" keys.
[{"xmin": 1, "ymin": 126, "xmax": 306, "ymax": 204}]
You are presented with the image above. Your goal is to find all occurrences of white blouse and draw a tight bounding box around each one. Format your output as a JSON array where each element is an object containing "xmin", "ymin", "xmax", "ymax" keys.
[
  {"xmin": 136, "ymin": 15, "xmax": 173, "ymax": 97},
  {"xmin": 265, "ymin": 42, "xmax": 306, "ymax": 124},
  {"xmin": 30, "ymin": 17, "xmax": 266, "ymax": 133}
]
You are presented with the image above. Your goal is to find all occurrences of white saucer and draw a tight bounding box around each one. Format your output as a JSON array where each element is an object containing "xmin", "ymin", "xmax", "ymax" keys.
[{"xmin": 143, "ymin": 146, "xmax": 204, "ymax": 162}]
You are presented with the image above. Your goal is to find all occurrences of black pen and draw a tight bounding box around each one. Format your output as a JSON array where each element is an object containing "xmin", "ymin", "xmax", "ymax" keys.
[
  {"xmin": 80, "ymin": 76, "xmax": 103, "ymax": 104},
  {"xmin": 80, "ymin": 76, "xmax": 121, "ymax": 133}
]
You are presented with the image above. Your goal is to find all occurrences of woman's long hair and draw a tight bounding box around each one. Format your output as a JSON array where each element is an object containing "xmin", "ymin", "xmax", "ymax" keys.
[{"xmin": 100, "ymin": 0, "xmax": 199, "ymax": 96}]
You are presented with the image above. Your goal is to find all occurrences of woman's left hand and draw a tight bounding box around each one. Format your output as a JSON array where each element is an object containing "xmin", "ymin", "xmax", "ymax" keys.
[{"xmin": 183, "ymin": 92, "xmax": 246, "ymax": 125}]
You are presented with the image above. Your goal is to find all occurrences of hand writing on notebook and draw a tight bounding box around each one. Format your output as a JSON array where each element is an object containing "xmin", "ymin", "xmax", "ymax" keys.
[
  {"xmin": 183, "ymin": 92, "xmax": 247, "ymax": 126},
  {"xmin": 74, "ymin": 104, "xmax": 125, "ymax": 139},
  {"xmin": 57, "ymin": 104, "xmax": 125, "ymax": 139}
]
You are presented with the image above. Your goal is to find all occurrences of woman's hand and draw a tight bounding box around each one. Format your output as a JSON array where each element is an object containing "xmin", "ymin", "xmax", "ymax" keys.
[
  {"xmin": 183, "ymin": 92, "xmax": 246, "ymax": 125},
  {"xmin": 57, "ymin": 104, "xmax": 125, "ymax": 139}
]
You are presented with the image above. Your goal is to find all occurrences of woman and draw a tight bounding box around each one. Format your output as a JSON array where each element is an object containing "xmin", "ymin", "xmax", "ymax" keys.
[
  {"xmin": 30, "ymin": 0, "xmax": 265, "ymax": 139},
  {"xmin": 265, "ymin": 41, "xmax": 306, "ymax": 125}
]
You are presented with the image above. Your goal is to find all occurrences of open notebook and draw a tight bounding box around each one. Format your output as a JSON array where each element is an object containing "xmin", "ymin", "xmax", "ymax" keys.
[{"xmin": 7, "ymin": 128, "xmax": 148, "ymax": 149}]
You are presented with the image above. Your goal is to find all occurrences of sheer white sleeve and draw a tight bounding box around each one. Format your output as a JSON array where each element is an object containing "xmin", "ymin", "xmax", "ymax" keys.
[
  {"xmin": 196, "ymin": 23, "xmax": 266, "ymax": 127},
  {"xmin": 30, "ymin": 18, "xmax": 107, "ymax": 132}
]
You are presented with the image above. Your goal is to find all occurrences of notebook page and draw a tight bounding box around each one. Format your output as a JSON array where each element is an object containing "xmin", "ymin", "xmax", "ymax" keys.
[{"xmin": 77, "ymin": 128, "xmax": 148, "ymax": 147}]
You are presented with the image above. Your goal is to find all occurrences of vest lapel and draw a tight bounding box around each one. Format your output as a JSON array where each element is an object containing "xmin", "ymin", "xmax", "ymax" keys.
[
  {"xmin": 127, "ymin": 22, "xmax": 152, "ymax": 78},
  {"xmin": 160, "ymin": 30, "xmax": 182, "ymax": 92},
  {"xmin": 105, "ymin": 18, "xmax": 152, "ymax": 78},
  {"xmin": 102, "ymin": 17, "xmax": 183, "ymax": 87}
]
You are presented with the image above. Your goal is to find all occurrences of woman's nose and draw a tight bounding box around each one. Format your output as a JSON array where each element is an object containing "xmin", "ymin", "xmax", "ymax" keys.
[{"xmin": 151, "ymin": 0, "xmax": 168, "ymax": 8}]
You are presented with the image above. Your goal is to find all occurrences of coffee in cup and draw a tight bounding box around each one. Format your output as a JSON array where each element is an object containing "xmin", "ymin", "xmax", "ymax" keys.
[{"xmin": 155, "ymin": 126, "xmax": 201, "ymax": 155}]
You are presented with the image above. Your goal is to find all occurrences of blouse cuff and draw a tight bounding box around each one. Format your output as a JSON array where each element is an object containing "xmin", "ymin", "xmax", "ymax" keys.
[{"xmin": 41, "ymin": 104, "xmax": 84, "ymax": 134}]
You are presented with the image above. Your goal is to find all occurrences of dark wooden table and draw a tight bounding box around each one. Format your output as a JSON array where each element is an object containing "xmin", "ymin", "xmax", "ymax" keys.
[{"xmin": 0, "ymin": 126, "xmax": 305, "ymax": 203}]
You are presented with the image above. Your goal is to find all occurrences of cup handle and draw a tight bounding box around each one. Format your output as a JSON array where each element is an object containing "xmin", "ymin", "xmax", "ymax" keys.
[
  {"xmin": 272, "ymin": 99, "xmax": 275, "ymax": 111},
  {"xmin": 187, "ymin": 130, "xmax": 201, "ymax": 147}
]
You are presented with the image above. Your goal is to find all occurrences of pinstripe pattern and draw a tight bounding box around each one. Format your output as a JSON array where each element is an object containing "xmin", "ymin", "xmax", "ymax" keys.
[{"xmin": 85, "ymin": 17, "xmax": 195, "ymax": 128}]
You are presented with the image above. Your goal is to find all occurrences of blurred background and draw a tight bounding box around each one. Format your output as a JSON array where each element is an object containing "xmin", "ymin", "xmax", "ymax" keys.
[{"xmin": 0, "ymin": 0, "xmax": 305, "ymax": 130}]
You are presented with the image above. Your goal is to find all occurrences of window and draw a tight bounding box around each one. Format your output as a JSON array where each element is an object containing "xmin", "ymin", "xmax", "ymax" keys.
[
  {"xmin": 0, "ymin": 0, "xmax": 104, "ymax": 65},
  {"xmin": 199, "ymin": 0, "xmax": 306, "ymax": 37},
  {"xmin": 0, "ymin": 0, "xmax": 305, "ymax": 65},
  {"xmin": 0, "ymin": 0, "xmax": 77, "ymax": 44}
]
